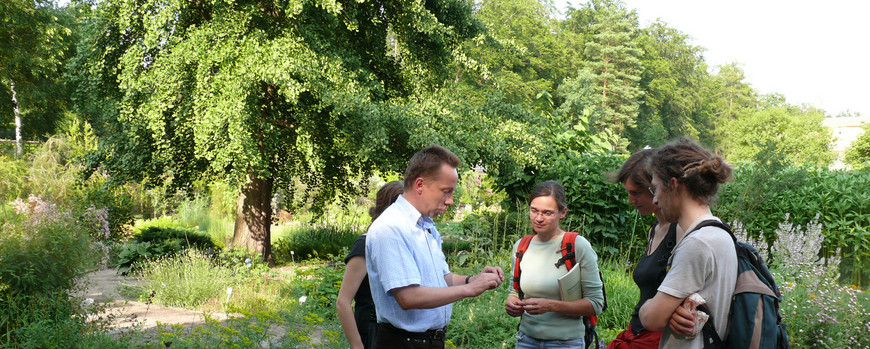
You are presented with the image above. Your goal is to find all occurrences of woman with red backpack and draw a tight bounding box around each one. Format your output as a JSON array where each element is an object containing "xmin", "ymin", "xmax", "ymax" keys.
[{"xmin": 504, "ymin": 181, "xmax": 605, "ymax": 349}]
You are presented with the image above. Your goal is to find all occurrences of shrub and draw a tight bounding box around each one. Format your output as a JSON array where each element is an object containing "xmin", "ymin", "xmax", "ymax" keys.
[
  {"xmin": 116, "ymin": 217, "xmax": 218, "ymax": 274},
  {"xmin": 272, "ymin": 226, "xmax": 359, "ymax": 264},
  {"xmin": 497, "ymin": 152, "xmax": 653, "ymax": 260},
  {"xmin": 0, "ymin": 199, "xmax": 101, "ymax": 346},
  {"xmin": 717, "ymin": 166, "xmax": 870, "ymax": 286},
  {"xmin": 0, "ymin": 155, "xmax": 28, "ymax": 202},
  {"xmin": 764, "ymin": 217, "xmax": 870, "ymax": 347},
  {"xmin": 76, "ymin": 181, "xmax": 136, "ymax": 241},
  {"xmin": 595, "ymin": 258, "xmax": 640, "ymax": 343},
  {"xmin": 134, "ymin": 217, "xmax": 215, "ymax": 249}
]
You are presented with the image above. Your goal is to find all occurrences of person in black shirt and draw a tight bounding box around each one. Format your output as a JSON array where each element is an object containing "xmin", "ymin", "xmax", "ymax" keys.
[
  {"xmin": 606, "ymin": 149, "xmax": 680, "ymax": 349},
  {"xmin": 337, "ymin": 181, "xmax": 403, "ymax": 349}
]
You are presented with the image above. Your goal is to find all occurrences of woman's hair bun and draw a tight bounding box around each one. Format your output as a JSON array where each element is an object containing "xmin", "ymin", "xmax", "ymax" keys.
[{"xmin": 682, "ymin": 156, "xmax": 731, "ymax": 184}]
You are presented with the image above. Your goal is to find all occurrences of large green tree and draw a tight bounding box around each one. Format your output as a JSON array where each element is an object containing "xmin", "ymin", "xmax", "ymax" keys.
[
  {"xmin": 467, "ymin": 0, "xmax": 581, "ymax": 105},
  {"xmin": 71, "ymin": 0, "xmax": 487, "ymax": 264},
  {"xmin": 722, "ymin": 105, "xmax": 834, "ymax": 168},
  {"xmin": 0, "ymin": 0, "xmax": 74, "ymax": 154},
  {"xmin": 630, "ymin": 21, "xmax": 711, "ymax": 149},
  {"xmin": 571, "ymin": 0, "xmax": 643, "ymax": 141},
  {"xmin": 844, "ymin": 123, "xmax": 870, "ymax": 169}
]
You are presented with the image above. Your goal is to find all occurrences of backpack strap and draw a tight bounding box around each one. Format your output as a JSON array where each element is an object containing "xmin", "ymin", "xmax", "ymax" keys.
[
  {"xmin": 555, "ymin": 232, "xmax": 579, "ymax": 270},
  {"xmin": 666, "ymin": 220, "xmax": 731, "ymax": 271},
  {"xmin": 684, "ymin": 220, "xmax": 733, "ymax": 349},
  {"xmin": 512, "ymin": 235, "xmax": 535, "ymax": 300}
]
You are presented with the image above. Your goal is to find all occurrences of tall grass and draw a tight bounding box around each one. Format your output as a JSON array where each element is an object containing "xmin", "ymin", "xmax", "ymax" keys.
[{"xmin": 137, "ymin": 250, "xmax": 231, "ymax": 308}]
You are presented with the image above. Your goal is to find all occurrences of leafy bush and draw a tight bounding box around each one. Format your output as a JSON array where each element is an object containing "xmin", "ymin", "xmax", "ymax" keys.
[
  {"xmin": 595, "ymin": 258, "xmax": 642, "ymax": 343},
  {"xmin": 76, "ymin": 181, "xmax": 135, "ymax": 241},
  {"xmin": 0, "ymin": 155, "xmax": 28, "ymax": 202},
  {"xmin": 116, "ymin": 217, "xmax": 218, "ymax": 274},
  {"xmin": 743, "ymin": 214, "xmax": 870, "ymax": 348},
  {"xmin": 134, "ymin": 217, "xmax": 216, "ymax": 249},
  {"xmin": 272, "ymin": 226, "xmax": 359, "ymax": 263},
  {"xmin": 439, "ymin": 209, "xmax": 527, "ymax": 258},
  {"xmin": 717, "ymin": 166, "xmax": 870, "ymax": 286},
  {"xmin": 0, "ymin": 199, "xmax": 101, "ymax": 346},
  {"xmin": 497, "ymin": 152, "xmax": 653, "ymax": 260}
]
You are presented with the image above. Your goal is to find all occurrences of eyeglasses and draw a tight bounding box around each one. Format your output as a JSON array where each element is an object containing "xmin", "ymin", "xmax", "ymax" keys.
[
  {"xmin": 529, "ymin": 208, "xmax": 558, "ymax": 218},
  {"xmin": 648, "ymin": 186, "xmax": 657, "ymax": 196}
]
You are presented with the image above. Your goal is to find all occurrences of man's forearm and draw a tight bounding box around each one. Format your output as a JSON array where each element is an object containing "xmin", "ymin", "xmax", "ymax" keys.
[{"xmin": 393, "ymin": 284, "xmax": 472, "ymax": 310}]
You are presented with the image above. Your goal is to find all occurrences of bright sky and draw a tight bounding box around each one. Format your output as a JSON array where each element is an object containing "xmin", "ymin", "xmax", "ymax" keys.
[{"xmin": 558, "ymin": 0, "xmax": 870, "ymax": 117}]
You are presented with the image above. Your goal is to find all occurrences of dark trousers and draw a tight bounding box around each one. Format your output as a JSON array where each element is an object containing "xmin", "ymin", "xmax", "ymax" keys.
[
  {"xmin": 361, "ymin": 321, "xmax": 378, "ymax": 349},
  {"xmin": 374, "ymin": 323, "xmax": 446, "ymax": 349}
]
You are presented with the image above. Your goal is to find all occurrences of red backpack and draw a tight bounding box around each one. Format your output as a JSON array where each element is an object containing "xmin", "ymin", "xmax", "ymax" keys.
[{"xmin": 512, "ymin": 232, "xmax": 608, "ymax": 349}]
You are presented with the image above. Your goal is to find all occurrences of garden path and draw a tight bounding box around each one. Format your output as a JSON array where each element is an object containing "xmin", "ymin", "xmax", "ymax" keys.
[
  {"xmin": 80, "ymin": 268, "xmax": 233, "ymax": 336},
  {"xmin": 80, "ymin": 268, "xmax": 325, "ymax": 346}
]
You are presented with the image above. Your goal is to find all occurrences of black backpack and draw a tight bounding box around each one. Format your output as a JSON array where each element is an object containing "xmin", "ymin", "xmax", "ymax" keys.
[
  {"xmin": 512, "ymin": 232, "xmax": 607, "ymax": 349},
  {"xmin": 683, "ymin": 220, "xmax": 791, "ymax": 349}
]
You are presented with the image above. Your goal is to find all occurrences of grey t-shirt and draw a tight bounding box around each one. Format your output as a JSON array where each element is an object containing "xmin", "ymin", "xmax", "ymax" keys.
[{"xmin": 657, "ymin": 215, "xmax": 737, "ymax": 349}]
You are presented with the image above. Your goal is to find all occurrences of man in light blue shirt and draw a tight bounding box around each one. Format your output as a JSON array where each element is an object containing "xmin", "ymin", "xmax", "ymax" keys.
[{"xmin": 366, "ymin": 145, "xmax": 505, "ymax": 349}]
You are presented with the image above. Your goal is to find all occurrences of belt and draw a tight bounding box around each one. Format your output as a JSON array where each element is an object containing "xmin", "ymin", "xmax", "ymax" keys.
[{"xmin": 378, "ymin": 322, "xmax": 446, "ymax": 340}]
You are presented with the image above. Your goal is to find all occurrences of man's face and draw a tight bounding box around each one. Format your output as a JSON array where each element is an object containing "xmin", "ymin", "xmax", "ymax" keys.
[
  {"xmin": 419, "ymin": 163, "xmax": 458, "ymax": 218},
  {"xmin": 651, "ymin": 175, "xmax": 680, "ymax": 223}
]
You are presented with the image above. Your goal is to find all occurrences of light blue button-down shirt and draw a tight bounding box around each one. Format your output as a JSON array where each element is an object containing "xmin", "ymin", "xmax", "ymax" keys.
[{"xmin": 365, "ymin": 195, "xmax": 451, "ymax": 332}]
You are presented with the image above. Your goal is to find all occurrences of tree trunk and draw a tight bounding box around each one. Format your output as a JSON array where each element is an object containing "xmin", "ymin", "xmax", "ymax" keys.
[
  {"xmin": 232, "ymin": 172, "xmax": 275, "ymax": 266},
  {"xmin": 11, "ymin": 81, "xmax": 22, "ymax": 156}
]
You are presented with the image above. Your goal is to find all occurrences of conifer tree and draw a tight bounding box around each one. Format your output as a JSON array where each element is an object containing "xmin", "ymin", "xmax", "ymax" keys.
[{"xmin": 580, "ymin": 0, "xmax": 643, "ymax": 140}]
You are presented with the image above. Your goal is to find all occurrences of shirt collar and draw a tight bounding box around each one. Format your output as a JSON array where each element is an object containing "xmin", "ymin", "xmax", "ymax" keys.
[
  {"xmin": 685, "ymin": 213, "xmax": 719, "ymax": 233},
  {"xmin": 394, "ymin": 195, "xmax": 436, "ymax": 232}
]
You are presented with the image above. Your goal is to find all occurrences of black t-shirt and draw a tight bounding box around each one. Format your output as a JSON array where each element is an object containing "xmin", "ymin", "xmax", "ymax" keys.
[
  {"xmin": 344, "ymin": 235, "xmax": 376, "ymax": 330},
  {"xmin": 629, "ymin": 222, "xmax": 678, "ymax": 334}
]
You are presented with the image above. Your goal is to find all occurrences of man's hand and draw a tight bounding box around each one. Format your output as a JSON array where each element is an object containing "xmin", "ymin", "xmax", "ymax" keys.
[
  {"xmin": 480, "ymin": 266, "xmax": 505, "ymax": 285},
  {"xmin": 505, "ymin": 295, "xmax": 524, "ymax": 317},
  {"xmin": 466, "ymin": 272, "xmax": 501, "ymax": 296},
  {"xmin": 668, "ymin": 300, "xmax": 697, "ymax": 337}
]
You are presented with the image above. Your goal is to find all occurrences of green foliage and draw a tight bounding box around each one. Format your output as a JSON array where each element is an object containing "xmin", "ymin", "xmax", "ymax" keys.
[
  {"xmin": 845, "ymin": 123, "xmax": 870, "ymax": 169},
  {"xmin": 631, "ymin": 21, "xmax": 711, "ymax": 148},
  {"xmin": 0, "ymin": 155, "xmax": 27, "ymax": 202},
  {"xmin": 272, "ymin": 226, "xmax": 360, "ymax": 264},
  {"xmin": 136, "ymin": 249, "xmax": 230, "ymax": 308},
  {"xmin": 595, "ymin": 258, "xmax": 639, "ymax": 342},
  {"xmin": 116, "ymin": 217, "xmax": 218, "ymax": 274},
  {"xmin": 577, "ymin": 0, "xmax": 643, "ymax": 141},
  {"xmin": 439, "ymin": 210, "xmax": 527, "ymax": 264},
  {"xmin": 448, "ymin": 284, "xmax": 518, "ymax": 348},
  {"xmin": 717, "ymin": 165, "xmax": 870, "ymax": 286},
  {"xmin": 133, "ymin": 217, "xmax": 216, "ymax": 249},
  {"xmin": 452, "ymin": 170, "xmax": 506, "ymax": 212},
  {"xmin": 0, "ymin": 0, "xmax": 76, "ymax": 142},
  {"xmin": 467, "ymin": 0, "xmax": 581, "ymax": 105},
  {"xmin": 722, "ymin": 105, "xmax": 834, "ymax": 168},
  {"xmin": 76, "ymin": 181, "xmax": 135, "ymax": 241},
  {"xmin": 2, "ymin": 136, "xmax": 135, "ymax": 239},
  {"xmin": 0, "ymin": 203, "xmax": 101, "ymax": 346}
]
